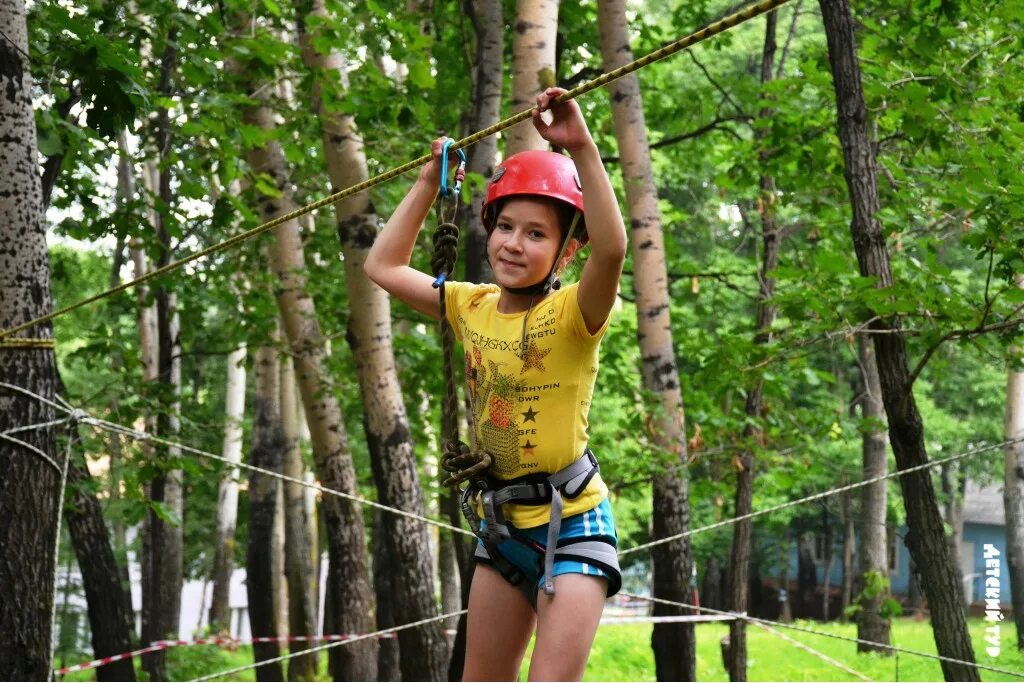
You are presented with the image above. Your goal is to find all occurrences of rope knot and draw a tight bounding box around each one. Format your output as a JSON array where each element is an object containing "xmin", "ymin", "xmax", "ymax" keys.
[
  {"xmin": 431, "ymin": 222, "xmax": 460, "ymax": 281},
  {"xmin": 69, "ymin": 409, "xmax": 89, "ymax": 424},
  {"xmin": 440, "ymin": 439, "xmax": 491, "ymax": 488}
]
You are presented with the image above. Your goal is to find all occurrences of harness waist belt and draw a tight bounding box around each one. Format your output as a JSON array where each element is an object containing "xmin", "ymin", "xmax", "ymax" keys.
[{"xmin": 465, "ymin": 448, "xmax": 599, "ymax": 596}]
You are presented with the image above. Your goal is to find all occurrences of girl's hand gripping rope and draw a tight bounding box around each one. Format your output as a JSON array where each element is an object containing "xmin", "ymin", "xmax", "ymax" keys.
[
  {"xmin": 532, "ymin": 86, "xmax": 595, "ymax": 154},
  {"xmin": 440, "ymin": 440, "xmax": 491, "ymax": 489}
]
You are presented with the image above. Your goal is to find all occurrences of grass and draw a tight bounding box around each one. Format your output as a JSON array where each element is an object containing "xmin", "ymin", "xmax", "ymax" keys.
[
  {"xmin": 58, "ymin": 617, "xmax": 1024, "ymax": 681},
  {"xmin": 569, "ymin": 617, "xmax": 1024, "ymax": 682}
]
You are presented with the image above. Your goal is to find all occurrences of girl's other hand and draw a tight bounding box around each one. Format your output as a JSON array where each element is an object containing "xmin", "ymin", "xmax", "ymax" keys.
[{"xmin": 532, "ymin": 87, "xmax": 594, "ymax": 154}]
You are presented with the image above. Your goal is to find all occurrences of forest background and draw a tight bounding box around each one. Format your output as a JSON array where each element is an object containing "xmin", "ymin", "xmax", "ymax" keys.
[{"xmin": 2, "ymin": 0, "xmax": 1023, "ymax": 680}]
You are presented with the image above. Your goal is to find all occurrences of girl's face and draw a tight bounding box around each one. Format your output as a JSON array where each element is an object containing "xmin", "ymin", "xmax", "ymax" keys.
[{"xmin": 488, "ymin": 198, "xmax": 565, "ymax": 291}]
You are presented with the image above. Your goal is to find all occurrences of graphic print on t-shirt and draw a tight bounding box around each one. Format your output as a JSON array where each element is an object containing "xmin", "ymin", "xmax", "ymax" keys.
[
  {"xmin": 466, "ymin": 350, "xmax": 525, "ymax": 475},
  {"xmin": 465, "ymin": 334, "xmax": 558, "ymax": 477}
]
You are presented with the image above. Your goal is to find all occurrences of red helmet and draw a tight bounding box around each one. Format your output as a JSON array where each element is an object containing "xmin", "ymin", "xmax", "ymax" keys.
[{"xmin": 482, "ymin": 150, "xmax": 586, "ymax": 243}]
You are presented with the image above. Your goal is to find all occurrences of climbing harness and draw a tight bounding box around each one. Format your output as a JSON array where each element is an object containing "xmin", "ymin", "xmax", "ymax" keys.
[{"xmin": 463, "ymin": 449, "xmax": 616, "ymax": 598}]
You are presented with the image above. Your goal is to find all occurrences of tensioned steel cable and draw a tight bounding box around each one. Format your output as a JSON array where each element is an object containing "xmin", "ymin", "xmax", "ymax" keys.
[
  {"xmin": 618, "ymin": 435, "xmax": 1024, "ymax": 557},
  {"xmin": 0, "ymin": 0, "xmax": 792, "ymax": 342}
]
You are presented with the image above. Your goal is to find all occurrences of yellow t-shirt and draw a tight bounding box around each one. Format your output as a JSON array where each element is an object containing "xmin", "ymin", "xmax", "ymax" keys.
[{"xmin": 445, "ymin": 281, "xmax": 610, "ymax": 528}]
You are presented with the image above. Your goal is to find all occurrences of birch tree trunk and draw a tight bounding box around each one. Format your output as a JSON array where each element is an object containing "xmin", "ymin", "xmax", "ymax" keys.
[
  {"xmin": 506, "ymin": 0, "xmax": 559, "ymax": 154},
  {"xmin": 0, "ymin": 8, "xmax": 61, "ymax": 678},
  {"xmin": 596, "ymin": 1, "xmax": 695, "ymax": 678},
  {"xmin": 820, "ymin": 0, "xmax": 978, "ymax": 677},
  {"xmin": 727, "ymin": 13, "xmax": 781, "ymax": 679},
  {"xmin": 210, "ymin": 345, "xmax": 247, "ymax": 628},
  {"xmin": 296, "ymin": 5, "xmax": 445, "ymax": 678},
  {"xmin": 229, "ymin": 15, "xmax": 376, "ymax": 678},
  {"xmin": 372, "ymin": 509, "xmax": 402, "ymax": 682},
  {"xmin": 247, "ymin": 344, "xmax": 285, "ymax": 682},
  {"xmin": 280, "ymin": 354, "xmax": 319, "ymax": 680},
  {"xmin": 140, "ymin": 29, "xmax": 184, "ymax": 681},
  {"xmin": 65, "ymin": 454, "xmax": 137, "ymax": 681},
  {"xmin": 462, "ymin": 0, "xmax": 503, "ymax": 284},
  {"xmin": 856, "ymin": 337, "xmax": 892, "ymax": 650},
  {"xmin": 111, "ymin": 131, "xmax": 135, "ymax": 586},
  {"xmin": 1004, "ymin": 278, "xmax": 1024, "ymax": 649}
]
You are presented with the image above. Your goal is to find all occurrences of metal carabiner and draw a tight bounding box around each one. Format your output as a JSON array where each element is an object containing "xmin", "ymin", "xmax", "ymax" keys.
[{"xmin": 439, "ymin": 139, "xmax": 467, "ymax": 199}]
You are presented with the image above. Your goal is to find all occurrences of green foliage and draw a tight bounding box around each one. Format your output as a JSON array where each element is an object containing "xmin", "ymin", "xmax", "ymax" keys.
[
  {"xmin": 845, "ymin": 570, "xmax": 901, "ymax": 621},
  {"xmin": 30, "ymin": 0, "xmax": 1024, "ymax": 657}
]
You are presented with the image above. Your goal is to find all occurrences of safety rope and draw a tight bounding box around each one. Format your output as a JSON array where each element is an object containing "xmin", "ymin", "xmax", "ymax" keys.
[
  {"xmin": 0, "ymin": 0, "xmax": 792, "ymax": 343},
  {"xmin": 0, "ymin": 337, "xmax": 55, "ymax": 349},
  {"xmin": 0, "ymin": 417, "xmax": 71, "ymax": 473},
  {"xmin": 191, "ymin": 608, "xmax": 469, "ymax": 682},
  {"xmin": 430, "ymin": 141, "xmax": 492, "ymax": 489},
  {"xmin": 749, "ymin": 620, "xmax": 872, "ymax": 681},
  {"xmin": 620, "ymin": 592, "xmax": 1024, "ymax": 680},
  {"xmin": 430, "ymin": 141, "xmax": 467, "ymax": 469}
]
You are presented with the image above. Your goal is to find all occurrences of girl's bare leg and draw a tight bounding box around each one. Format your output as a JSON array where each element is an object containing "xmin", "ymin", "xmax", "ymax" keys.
[
  {"xmin": 463, "ymin": 564, "xmax": 537, "ymax": 681},
  {"xmin": 528, "ymin": 574, "xmax": 607, "ymax": 681}
]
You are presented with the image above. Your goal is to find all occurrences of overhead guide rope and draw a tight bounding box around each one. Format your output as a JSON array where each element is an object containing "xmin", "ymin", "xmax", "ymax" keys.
[{"xmin": 0, "ymin": 0, "xmax": 793, "ymax": 342}]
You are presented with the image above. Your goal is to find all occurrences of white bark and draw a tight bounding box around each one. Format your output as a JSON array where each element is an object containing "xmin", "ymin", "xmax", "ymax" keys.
[
  {"xmin": 598, "ymin": 1, "xmax": 694, "ymax": 678},
  {"xmin": 506, "ymin": 0, "xmax": 559, "ymax": 154},
  {"xmin": 856, "ymin": 337, "xmax": 892, "ymax": 651},
  {"xmin": 209, "ymin": 345, "xmax": 247, "ymax": 627},
  {"xmin": 228, "ymin": 18, "xmax": 376, "ymax": 674},
  {"xmin": 296, "ymin": 7, "xmax": 445, "ymax": 677}
]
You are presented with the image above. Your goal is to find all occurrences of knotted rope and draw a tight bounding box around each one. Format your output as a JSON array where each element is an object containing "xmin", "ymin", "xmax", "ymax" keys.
[{"xmin": 430, "ymin": 142, "xmax": 491, "ymax": 489}]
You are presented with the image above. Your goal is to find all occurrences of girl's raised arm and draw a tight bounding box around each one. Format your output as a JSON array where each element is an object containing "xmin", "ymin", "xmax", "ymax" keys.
[
  {"xmin": 533, "ymin": 88, "xmax": 627, "ymax": 334},
  {"xmin": 364, "ymin": 139, "xmax": 450, "ymax": 320}
]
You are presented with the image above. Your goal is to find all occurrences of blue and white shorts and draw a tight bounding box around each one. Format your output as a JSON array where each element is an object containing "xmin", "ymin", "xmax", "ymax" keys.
[{"xmin": 474, "ymin": 498, "xmax": 622, "ymax": 597}]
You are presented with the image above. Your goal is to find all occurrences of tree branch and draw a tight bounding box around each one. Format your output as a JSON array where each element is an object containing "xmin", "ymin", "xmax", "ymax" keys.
[
  {"xmin": 906, "ymin": 311, "xmax": 1024, "ymax": 390},
  {"xmin": 601, "ymin": 115, "xmax": 750, "ymax": 163},
  {"xmin": 40, "ymin": 84, "xmax": 82, "ymax": 211},
  {"xmin": 775, "ymin": 0, "xmax": 804, "ymax": 79},
  {"xmin": 687, "ymin": 49, "xmax": 746, "ymax": 117}
]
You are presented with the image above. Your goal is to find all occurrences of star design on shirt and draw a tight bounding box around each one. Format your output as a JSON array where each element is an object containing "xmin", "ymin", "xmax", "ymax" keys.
[
  {"xmin": 522, "ymin": 440, "xmax": 537, "ymax": 457},
  {"xmin": 521, "ymin": 406, "xmax": 539, "ymax": 422},
  {"xmin": 519, "ymin": 342, "xmax": 551, "ymax": 374}
]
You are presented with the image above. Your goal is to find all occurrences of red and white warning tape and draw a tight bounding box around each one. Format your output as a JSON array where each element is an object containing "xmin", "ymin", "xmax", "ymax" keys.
[
  {"xmin": 55, "ymin": 614, "xmax": 716, "ymax": 676},
  {"xmin": 54, "ymin": 631, "xmax": 439, "ymax": 676}
]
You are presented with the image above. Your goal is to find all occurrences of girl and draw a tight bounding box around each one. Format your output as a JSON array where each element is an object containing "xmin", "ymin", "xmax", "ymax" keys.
[{"xmin": 365, "ymin": 87, "xmax": 627, "ymax": 681}]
